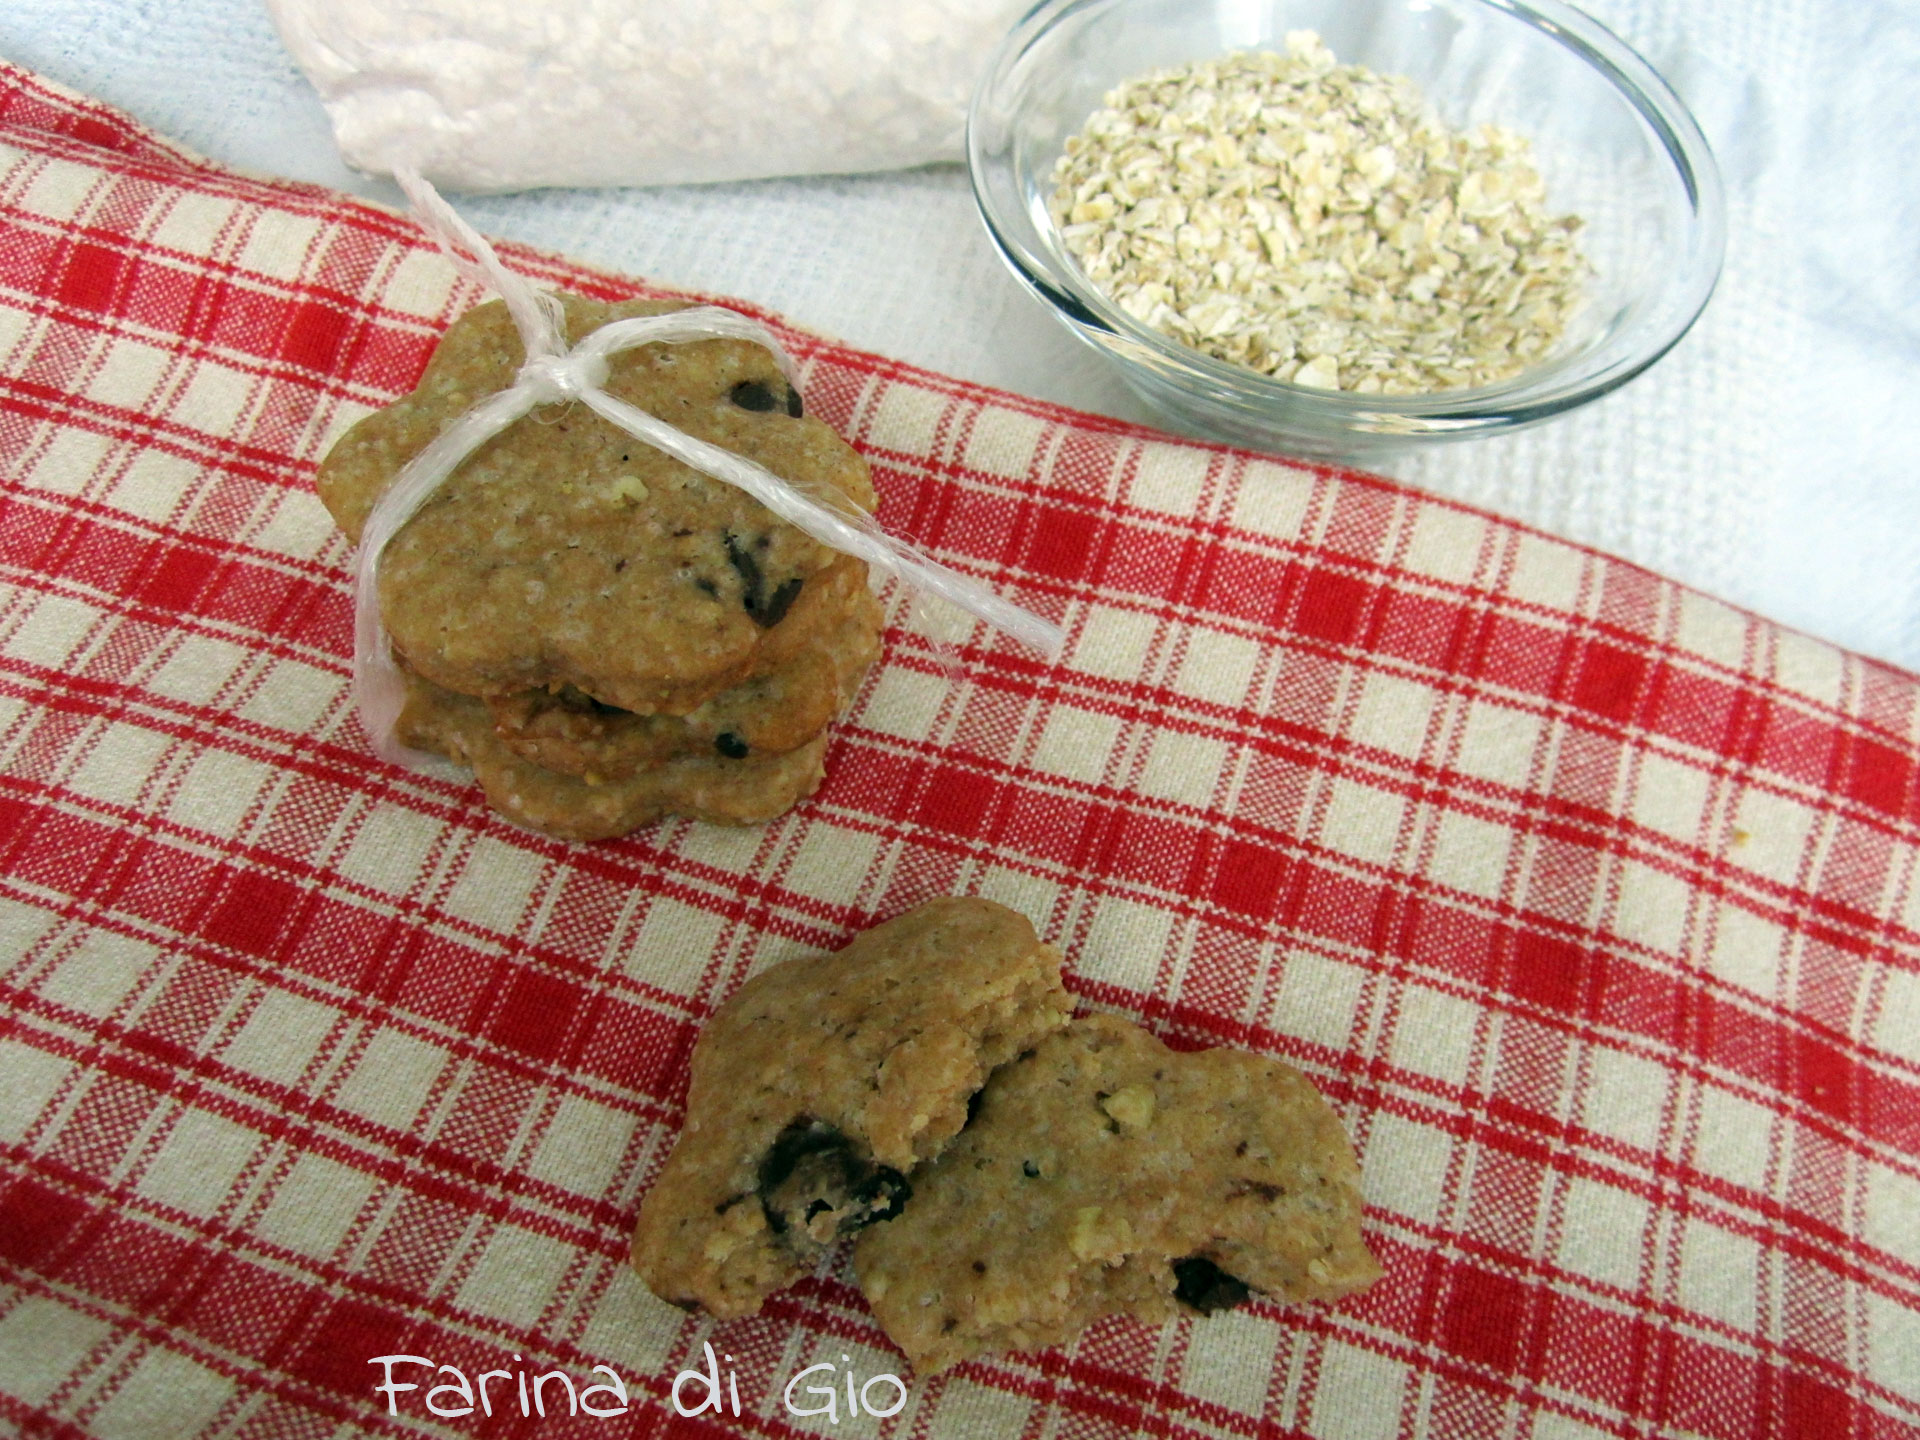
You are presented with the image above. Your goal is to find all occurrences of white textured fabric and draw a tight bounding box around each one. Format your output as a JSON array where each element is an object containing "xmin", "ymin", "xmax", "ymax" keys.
[
  {"xmin": 264, "ymin": 0, "xmax": 1029, "ymax": 189},
  {"xmin": 2, "ymin": 0, "xmax": 1915, "ymax": 673}
]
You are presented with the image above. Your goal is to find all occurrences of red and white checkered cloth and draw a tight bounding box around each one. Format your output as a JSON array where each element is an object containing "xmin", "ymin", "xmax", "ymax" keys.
[{"xmin": 2, "ymin": 60, "xmax": 1917, "ymax": 1440}]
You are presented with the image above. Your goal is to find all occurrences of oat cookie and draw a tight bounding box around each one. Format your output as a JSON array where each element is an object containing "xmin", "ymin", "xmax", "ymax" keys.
[
  {"xmin": 853, "ymin": 1014, "xmax": 1380, "ymax": 1374},
  {"xmin": 397, "ymin": 671, "xmax": 827, "ymax": 842},
  {"xmin": 318, "ymin": 293, "xmax": 878, "ymax": 715},
  {"xmin": 486, "ymin": 575, "xmax": 884, "ymax": 778},
  {"xmin": 631, "ymin": 898, "xmax": 1074, "ymax": 1320}
]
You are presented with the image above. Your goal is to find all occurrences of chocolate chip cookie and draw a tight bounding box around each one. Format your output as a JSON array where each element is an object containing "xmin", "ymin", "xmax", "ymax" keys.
[
  {"xmin": 852, "ymin": 1014, "xmax": 1381, "ymax": 1374},
  {"xmin": 397, "ymin": 670, "xmax": 829, "ymax": 842},
  {"xmin": 318, "ymin": 292, "xmax": 878, "ymax": 717},
  {"xmin": 485, "ymin": 570, "xmax": 883, "ymax": 778},
  {"xmin": 631, "ymin": 898, "xmax": 1074, "ymax": 1320}
]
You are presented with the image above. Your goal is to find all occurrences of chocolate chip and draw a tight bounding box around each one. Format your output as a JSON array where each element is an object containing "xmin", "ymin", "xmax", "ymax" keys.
[
  {"xmin": 715, "ymin": 732, "xmax": 750, "ymax": 759},
  {"xmin": 759, "ymin": 577, "xmax": 803, "ymax": 628},
  {"xmin": 1171, "ymin": 1257, "xmax": 1252, "ymax": 1315},
  {"xmin": 756, "ymin": 1118, "xmax": 911, "ymax": 1248},
  {"xmin": 728, "ymin": 378, "xmax": 803, "ymax": 417},
  {"xmin": 730, "ymin": 379, "xmax": 781, "ymax": 412},
  {"xmin": 1022, "ymin": 1160, "xmax": 1041, "ymax": 1178},
  {"xmin": 858, "ymin": 1167, "xmax": 912, "ymax": 1225},
  {"xmin": 756, "ymin": 1119, "xmax": 836, "ymax": 1223},
  {"xmin": 725, "ymin": 532, "xmax": 764, "ymax": 605},
  {"xmin": 723, "ymin": 532, "xmax": 802, "ymax": 627}
]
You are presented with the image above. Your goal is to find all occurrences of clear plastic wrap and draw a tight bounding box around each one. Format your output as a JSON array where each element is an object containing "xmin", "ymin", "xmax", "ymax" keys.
[{"xmin": 353, "ymin": 169, "xmax": 1062, "ymax": 767}]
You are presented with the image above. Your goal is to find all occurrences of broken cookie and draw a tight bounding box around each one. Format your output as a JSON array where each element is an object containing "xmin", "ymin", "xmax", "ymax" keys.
[
  {"xmin": 630, "ymin": 897, "xmax": 1073, "ymax": 1319},
  {"xmin": 852, "ymin": 1013, "xmax": 1381, "ymax": 1374}
]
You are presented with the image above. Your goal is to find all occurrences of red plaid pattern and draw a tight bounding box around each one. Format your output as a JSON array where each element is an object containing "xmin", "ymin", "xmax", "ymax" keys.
[{"xmin": 2, "ymin": 61, "xmax": 1918, "ymax": 1440}]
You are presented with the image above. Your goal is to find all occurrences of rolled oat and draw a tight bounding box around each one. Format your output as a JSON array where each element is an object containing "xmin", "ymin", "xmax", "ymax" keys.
[{"xmin": 1049, "ymin": 32, "xmax": 1589, "ymax": 394}]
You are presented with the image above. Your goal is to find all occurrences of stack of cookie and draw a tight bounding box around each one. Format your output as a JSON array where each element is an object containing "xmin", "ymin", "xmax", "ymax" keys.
[{"xmin": 317, "ymin": 294, "xmax": 885, "ymax": 841}]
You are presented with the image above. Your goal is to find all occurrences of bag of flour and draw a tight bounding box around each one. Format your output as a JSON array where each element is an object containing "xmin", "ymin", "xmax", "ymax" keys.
[{"xmin": 266, "ymin": 0, "xmax": 1030, "ymax": 192}]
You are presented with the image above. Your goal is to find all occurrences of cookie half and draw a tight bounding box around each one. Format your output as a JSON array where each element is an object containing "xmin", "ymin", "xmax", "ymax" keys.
[
  {"xmin": 631, "ymin": 898, "xmax": 1074, "ymax": 1320},
  {"xmin": 852, "ymin": 1014, "xmax": 1381, "ymax": 1374}
]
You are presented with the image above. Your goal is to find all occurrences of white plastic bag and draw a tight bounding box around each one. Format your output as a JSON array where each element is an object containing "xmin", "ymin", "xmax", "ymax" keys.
[{"xmin": 265, "ymin": 0, "xmax": 1029, "ymax": 192}]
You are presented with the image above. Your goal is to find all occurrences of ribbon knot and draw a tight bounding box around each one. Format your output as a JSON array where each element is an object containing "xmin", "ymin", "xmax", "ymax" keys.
[
  {"xmin": 517, "ymin": 349, "xmax": 610, "ymax": 404},
  {"xmin": 355, "ymin": 166, "xmax": 1064, "ymax": 772}
]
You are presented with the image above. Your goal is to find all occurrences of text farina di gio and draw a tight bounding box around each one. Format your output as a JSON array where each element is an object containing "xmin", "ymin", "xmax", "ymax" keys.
[{"xmin": 370, "ymin": 1346, "xmax": 908, "ymax": 1423}]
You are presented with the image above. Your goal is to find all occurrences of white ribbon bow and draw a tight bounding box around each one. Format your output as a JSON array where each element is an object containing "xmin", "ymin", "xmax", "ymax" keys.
[{"xmin": 352, "ymin": 167, "xmax": 1066, "ymax": 768}]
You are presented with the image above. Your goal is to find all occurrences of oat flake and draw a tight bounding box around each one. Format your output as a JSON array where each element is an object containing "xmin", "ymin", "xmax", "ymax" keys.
[{"xmin": 1050, "ymin": 32, "xmax": 1590, "ymax": 394}]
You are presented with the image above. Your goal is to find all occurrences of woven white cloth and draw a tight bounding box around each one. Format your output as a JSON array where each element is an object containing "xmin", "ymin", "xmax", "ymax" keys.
[{"xmin": 3, "ymin": 0, "xmax": 1914, "ymax": 673}]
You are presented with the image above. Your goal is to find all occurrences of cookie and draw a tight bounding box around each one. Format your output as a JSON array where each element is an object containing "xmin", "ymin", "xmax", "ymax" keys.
[
  {"xmin": 631, "ymin": 898, "xmax": 1074, "ymax": 1320},
  {"xmin": 397, "ymin": 671, "xmax": 827, "ymax": 841},
  {"xmin": 852, "ymin": 1014, "xmax": 1380, "ymax": 1374},
  {"xmin": 318, "ymin": 293, "xmax": 879, "ymax": 716},
  {"xmin": 486, "ymin": 573, "xmax": 884, "ymax": 777}
]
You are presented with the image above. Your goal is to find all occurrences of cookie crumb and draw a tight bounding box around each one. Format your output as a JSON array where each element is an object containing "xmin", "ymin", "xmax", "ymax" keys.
[{"xmin": 1100, "ymin": 1083, "xmax": 1156, "ymax": 1131}]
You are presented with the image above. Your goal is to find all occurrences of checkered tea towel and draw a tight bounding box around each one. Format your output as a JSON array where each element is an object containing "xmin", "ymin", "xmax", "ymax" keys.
[{"xmin": 1, "ymin": 60, "xmax": 1917, "ymax": 1440}]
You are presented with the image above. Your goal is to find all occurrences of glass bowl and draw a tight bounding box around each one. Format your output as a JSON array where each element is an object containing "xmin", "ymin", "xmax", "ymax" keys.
[{"xmin": 967, "ymin": 0, "xmax": 1726, "ymax": 460}]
